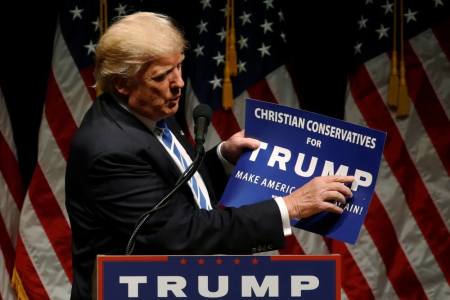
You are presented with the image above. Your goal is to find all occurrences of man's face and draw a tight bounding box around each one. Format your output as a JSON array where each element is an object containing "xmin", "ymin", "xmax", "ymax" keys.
[{"xmin": 125, "ymin": 52, "xmax": 185, "ymax": 121}]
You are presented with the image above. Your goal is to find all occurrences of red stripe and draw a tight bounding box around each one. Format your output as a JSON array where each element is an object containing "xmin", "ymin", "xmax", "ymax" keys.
[
  {"xmin": 0, "ymin": 133, "xmax": 24, "ymax": 209},
  {"xmin": 45, "ymin": 71, "xmax": 78, "ymax": 160},
  {"xmin": 247, "ymin": 79, "xmax": 278, "ymax": 103},
  {"xmin": 28, "ymin": 165, "xmax": 72, "ymax": 281},
  {"xmin": 350, "ymin": 64, "xmax": 450, "ymax": 283},
  {"xmin": 365, "ymin": 194, "xmax": 428, "ymax": 299},
  {"xmin": 211, "ymin": 109, "xmax": 241, "ymax": 140},
  {"xmin": 432, "ymin": 17, "xmax": 450, "ymax": 61},
  {"xmin": 14, "ymin": 237, "xmax": 50, "ymax": 300},
  {"xmin": 325, "ymin": 239, "xmax": 375, "ymax": 300},
  {"xmin": 0, "ymin": 217, "xmax": 14, "ymax": 275},
  {"xmin": 405, "ymin": 41, "xmax": 450, "ymax": 177},
  {"xmin": 278, "ymin": 235, "xmax": 305, "ymax": 254},
  {"xmin": 79, "ymin": 66, "xmax": 96, "ymax": 101}
]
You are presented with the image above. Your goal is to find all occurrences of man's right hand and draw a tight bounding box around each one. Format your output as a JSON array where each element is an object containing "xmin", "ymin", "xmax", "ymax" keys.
[{"xmin": 283, "ymin": 176, "xmax": 354, "ymax": 219}]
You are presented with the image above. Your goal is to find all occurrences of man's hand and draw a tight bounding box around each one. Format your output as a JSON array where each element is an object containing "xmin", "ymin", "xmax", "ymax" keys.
[
  {"xmin": 284, "ymin": 176, "xmax": 354, "ymax": 219},
  {"xmin": 220, "ymin": 130, "xmax": 260, "ymax": 164}
]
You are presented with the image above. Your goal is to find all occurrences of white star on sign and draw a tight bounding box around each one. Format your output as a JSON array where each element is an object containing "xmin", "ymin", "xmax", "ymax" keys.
[
  {"xmin": 197, "ymin": 20, "xmax": 208, "ymax": 34},
  {"xmin": 217, "ymin": 28, "xmax": 226, "ymax": 42},
  {"xmin": 354, "ymin": 42, "xmax": 363, "ymax": 54},
  {"xmin": 84, "ymin": 40, "xmax": 96, "ymax": 55},
  {"xmin": 209, "ymin": 75, "xmax": 222, "ymax": 90},
  {"xmin": 238, "ymin": 35, "xmax": 248, "ymax": 49},
  {"xmin": 404, "ymin": 9, "xmax": 418, "ymax": 23},
  {"xmin": 70, "ymin": 6, "xmax": 84, "ymax": 20},
  {"xmin": 115, "ymin": 3, "xmax": 127, "ymax": 16},
  {"xmin": 258, "ymin": 43, "xmax": 271, "ymax": 57},
  {"xmin": 260, "ymin": 19, "xmax": 273, "ymax": 34},
  {"xmin": 238, "ymin": 60, "xmax": 247, "ymax": 73},
  {"xmin": 200, "ymin": 0, "xmax": 212, "ymax": 10},
  {"xmin": 92, "ymin": 18, "xmax": 99, "ymax": 31},
  {"xmin": 433, "ymin": 0, "xmax": 444, "ymax": 7},
  {"xmin": 239, "ymin": 11, "xmax": 252, "ymax": 26},
  {"xmin": 358, "ymin": 15, "xmax": 368, "ymax": 29},
  {"xmin": 263, "ymin": 0, "xmax": 274, "ymax": 10},
  {"xmin": 381, "ymin": 1, "xmax": 393, "ymax": 14},
  {"xmin": 376, "ymin": 24, "xmax": 390, "ymax": 39},
  {"xmin": 212, "ymin": 51, "xmax": 224, "ymax": 66},
  {"xmin": 194, "ymin": 44, "xmax": 204, "ymax": 57}
]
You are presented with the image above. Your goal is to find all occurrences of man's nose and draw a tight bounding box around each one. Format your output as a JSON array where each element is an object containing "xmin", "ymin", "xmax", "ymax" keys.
[{"xmin": 171, "ymin": 68, "xmax": 184, "ymax": 89}]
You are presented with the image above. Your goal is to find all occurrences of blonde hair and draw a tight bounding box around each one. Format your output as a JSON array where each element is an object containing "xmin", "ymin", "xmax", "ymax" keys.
[{"xmin": 95, "ymin": 12, "xmax": 187, "ymax": 92}]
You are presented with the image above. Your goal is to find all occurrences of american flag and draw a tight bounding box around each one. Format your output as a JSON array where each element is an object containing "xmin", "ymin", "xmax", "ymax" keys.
[
  {"xmin": 0, "ymin": 86, "xmax": 24, "ymax": 300},
  {"xmin": 184, "ymin": 0, "xmax": 299, "ymax": 148},
  {"xmin": 343, "ymin": 0, "xmax": 450, "ymax": 299}
]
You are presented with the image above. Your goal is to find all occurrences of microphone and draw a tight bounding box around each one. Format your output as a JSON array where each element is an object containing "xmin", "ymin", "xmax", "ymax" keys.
[
  {"xmin": 193, "ymin": 104, "xmax": 212, "ymax": 151},
  {"xmin": 125, "ymin": 107, "xmax": 211, "ymax": 255}
]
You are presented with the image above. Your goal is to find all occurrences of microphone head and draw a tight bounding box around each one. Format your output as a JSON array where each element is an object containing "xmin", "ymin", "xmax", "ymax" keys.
[{"xmin": 193, "ymin": 104, "xmax": 212, "ymax": 123}]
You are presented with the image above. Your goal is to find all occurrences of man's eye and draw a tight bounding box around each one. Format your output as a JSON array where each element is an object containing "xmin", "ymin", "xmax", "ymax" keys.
[{"xmin": 151, "ymin": 74, "xmax": 166, "ymax": 82}]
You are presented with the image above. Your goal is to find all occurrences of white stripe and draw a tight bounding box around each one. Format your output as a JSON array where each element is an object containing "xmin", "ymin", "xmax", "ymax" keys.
[
  {"xmin": 0, "ymin": 89, "xmax": 18, "ymax": 159},
  {"xmin": 185, "ymin": 80, "xmax": 221, "ymax": 149},
  {"xmin": 19, "ymin": 195, "xmax": 71, "ymax": 300},
  {"xmin": 345, "ymin": 87, "xmax": 449, "ymax": 299},
  {"xmin": 232, "ymin": 90, "xmax": 249, "ymax": 129},
  {"xmin": 292, "ymin": 228, "xmax": 329, "ymax": 255},
  {"xmin": 266, "ymin": 65, "xmax": 299, "ymax": 109},
  {"xmin": 0, "ymin": 251, "xmax": 16, "ymax": 300},
  {"xmin": 52, "ymin": 22, "xmax": 93, "ymax": 127},
  {"xmin": 0, "ymin": 172, "xmax": 20, "ymax": 245},
  {"xmin": 36, "ymin": 116, "xmax": 70, "ymax": 225},
  {"xmin": 409, "ymin": 29, "xmax": 450, "ymax": 120},
  {"xmin": 364, "ymin": 53, "xmax": 450, "ymax": 230},
  {"xmin": 346, "ymin": 227, "xmax": 399, "ymax": 300}
]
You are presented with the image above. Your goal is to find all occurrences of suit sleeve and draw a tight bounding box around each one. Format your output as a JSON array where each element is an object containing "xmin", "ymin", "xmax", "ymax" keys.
[{"xmin": 87, "ymin": 151, "xmax": 285, "ymax": 255}]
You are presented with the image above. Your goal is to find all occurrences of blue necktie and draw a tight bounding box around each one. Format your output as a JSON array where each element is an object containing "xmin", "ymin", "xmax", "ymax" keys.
[{"xmin": 156, "ymin": 120, "xmax": 210, "ymax": 209}]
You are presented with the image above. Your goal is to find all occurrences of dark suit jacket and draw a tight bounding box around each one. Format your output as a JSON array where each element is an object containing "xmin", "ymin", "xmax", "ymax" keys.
[{"xmin": 65, "ymin": 93, "xmax": 285, "ymax": 299}]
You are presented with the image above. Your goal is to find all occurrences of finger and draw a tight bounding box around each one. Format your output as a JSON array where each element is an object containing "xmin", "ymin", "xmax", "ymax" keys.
[
  {"xmin": 327, "ymin": 182, "xmax": 353, "ymax": 198},
  {"xmin": 323, "ymin": 191, "xmax": 346, "ymax": 204},
  {"xmin": 323, "ymin": 175, "xmax": 354, "ymax": 183},
  {"xmin": 242, "ymin": 137, "xmax": 260, "ymax": 149},
  {"xmin": 322, "ymin": 202, "xmax": 344, "ymax": 214}
]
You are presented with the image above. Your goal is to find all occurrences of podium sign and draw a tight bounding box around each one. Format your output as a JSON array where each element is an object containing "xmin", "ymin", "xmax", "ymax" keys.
[{"xmin": 97, "ymin": 255, "xmax": 341, "ymax": 300}]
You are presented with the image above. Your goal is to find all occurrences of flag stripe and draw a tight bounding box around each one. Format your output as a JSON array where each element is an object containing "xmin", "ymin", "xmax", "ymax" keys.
[
  {"xmin": 350, "ymin": 64, "xmax": 450, "ymax": 284},
  {"xmin": 14, "ymin": 237, "xmax": 50, "ymax": 300},
  {"xmin": 404, "ymin": 42, "xmax": 450, "ymax": 177},
  {"xmin": 45, "ymin": 72, "xmax": 78, "ymax": 161},
  {"xmin": 265, "ymin": 65, "xmax": 299, "ymax": 109},
  {"xmin": 346, "ymin": 90, "xmax": 449, "ymax": 299},
  {"xmin": 432, "ymin": 18, "xmax": 450, "ymax": 61},
  {"xmin": 0, "ymin": 124, "xmax": 23, "ymax": 211},
  {"xmin": 0, "ymin": 217, "xmax": 14, "ymax": 276},
  {"xmin": 247, "ymin": 78, "xmax": 278, "ymax": 103},
  {"xmin": 27, "ymin": 166, "xmax": 72, "ymax": 281},
  {"xmin": 410, "ymin": 28, "xmax": 450, "ymax": 120},
  {"xmin": 18, "ymin": 196, "xmax": 71, "ymax": 300},
  {"xmin": 52, "ymin": 23, "xmax": 94, "ymax": 126},
  {"xmin": 365, "ymin": 194, "xmax": 428, "ymax": 299},
  {"xmin": 326, "ymin": 240, "xmax": 375, "ymax": 300},
  {"xmin": 346, "ymin": 228, "xmax": 399, "ymax": 300},
  {"xmin": 211, "ymin": 110, "xmax": 241, "ymax": 141},
  {"xmin": 363, "ymin": 53, "xmax": 450, "ymax": 230},
  {"xmin": 278, "ymin": 235, "xmax": 305, "ymax": 254}
]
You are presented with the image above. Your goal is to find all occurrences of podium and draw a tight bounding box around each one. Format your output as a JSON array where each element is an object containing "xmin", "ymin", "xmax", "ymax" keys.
[{"xmin": 96, "ymin": 255, "xmax": 341, "ymax": 299}]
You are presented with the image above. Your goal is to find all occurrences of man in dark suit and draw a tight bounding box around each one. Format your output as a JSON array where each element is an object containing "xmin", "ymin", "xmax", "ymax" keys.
[{"xmin": 65, "ymin": 12, "xmax": 354, "ymax": 299}]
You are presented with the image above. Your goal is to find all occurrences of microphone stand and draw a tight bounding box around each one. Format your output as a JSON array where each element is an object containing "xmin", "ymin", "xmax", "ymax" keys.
[{"xmin": 125, "ymin": 145, "xmax": 206, "ymax": 255}]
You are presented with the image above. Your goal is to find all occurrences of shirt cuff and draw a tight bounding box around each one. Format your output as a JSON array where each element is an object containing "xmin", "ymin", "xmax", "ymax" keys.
[
  {"xmin": 274, "ymin": 197, "xmax": 292, "ymax": 236},
  {"xmin": 216, "ymin": 142, "xmax": 235, "ymax": 175}
]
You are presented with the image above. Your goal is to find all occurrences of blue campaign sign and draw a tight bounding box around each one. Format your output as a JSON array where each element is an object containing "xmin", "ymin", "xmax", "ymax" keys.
[
  {"xmin": 97, "ymin": 255, "xmax": 341, "ymax": 300},
  {"xmin": 220, "ymin": 99, "xmax": 386, "ymax": 244}
]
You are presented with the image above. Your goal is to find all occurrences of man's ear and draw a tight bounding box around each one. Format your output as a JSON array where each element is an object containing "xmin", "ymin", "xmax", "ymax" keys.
[{"xmin": 113, "ymin": 77, "xmax": 130, "ymax": 96}]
